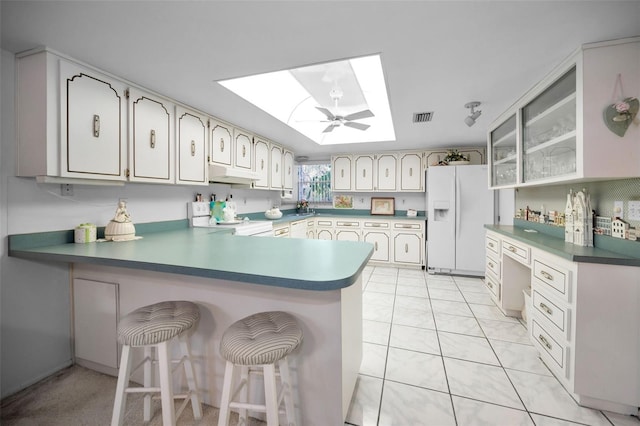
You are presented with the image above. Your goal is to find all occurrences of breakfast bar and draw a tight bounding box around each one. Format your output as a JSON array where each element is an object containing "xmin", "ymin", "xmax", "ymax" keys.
[{"xmin": 9, "ymin": 227, "xmax": 374, "ymax": 425}]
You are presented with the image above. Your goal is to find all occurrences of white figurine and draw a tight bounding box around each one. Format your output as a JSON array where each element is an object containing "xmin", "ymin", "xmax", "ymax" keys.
[{"xmin": 113, "ymin": 200, "xmax": 132, "ymax": 223}]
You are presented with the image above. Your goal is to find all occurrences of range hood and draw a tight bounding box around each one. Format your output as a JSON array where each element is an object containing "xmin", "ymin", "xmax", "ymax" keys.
[{"xmin": 208, "ymin": 164, "xmax": 261, "ymax": 185}]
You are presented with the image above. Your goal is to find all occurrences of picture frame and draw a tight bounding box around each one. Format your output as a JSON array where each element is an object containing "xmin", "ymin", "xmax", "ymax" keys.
[
  {"xmin": 333, "ymin": 195, "xmax": 354, "ymax": 209},
  {"xmin": 371, "ymin": 197, "xmax": 395, "ymax": 215}
]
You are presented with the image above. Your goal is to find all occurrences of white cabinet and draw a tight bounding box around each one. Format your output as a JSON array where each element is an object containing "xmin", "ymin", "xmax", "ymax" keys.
[
  {"xmin": 273, "ymin": 223, "xmax": 290, "ymax": 238},
  {"xmin": 316, "ymin": 218, "xmax": 335, "ymax": 240},
  {"xmin": 363, "ymin": 221, "xmax": 390, "ymax": 262},
  {"xmin": 270, "ymin": 144, "xmax": 283, "ymax": 190},
  {"xmin": 392, "ymin": 221, "xmax": 424, "ymax": 265},
  {"xmin": 209, "ymin": 119, "xmax": 233, "ymax": 167},
  {"xmin": 332, "ymin": 155, "xmax": 353, "ymax": 191},
  {"xmin": 176, "ymin": 106, "xmax": 208, "ymax": 185},
  {"xmin": 127, "ymin": 89, "xmax": 174, "ymax": 183},
  {"xmin": 283, "ymin": 149, "xmax": 294, "ymax": 191},
  {"xmin": 233, "ymin": 128, "xmax": 253, "ymax": 170},
  {"xmin": 290, "ymin": 219, "xmax": 306, "ymax": 239},
  {"xmin": 306, "ymin": 218, "xmax": 315, "ymax": 239},
  {"xmin": 73, "ymin": 278, "xmax": 119, "ymax": 372},
  {"xmin": 376, "ymin": 154, "xmax": 398, "ymax": 191},
  {"xmin": 253, "ymin": 137, "xmax": 270, "ymax": 189},
  {"xmin": 398, "ymin": 152, "xmax": 424, "ymax": 191},
  {"xmin": 16, "ymin": 50, "xmax": 128, "ymax": 182},
  {"xmin": 354, "ymin": 155, "xmax": 375, "ymax": 191},
  {"xmin": 488, "ymin": 37, "xmax": 640, "ymax": 188},
  {"xmin": 335, "ymin": 220, "xmax": 361, "ymax": 242}
]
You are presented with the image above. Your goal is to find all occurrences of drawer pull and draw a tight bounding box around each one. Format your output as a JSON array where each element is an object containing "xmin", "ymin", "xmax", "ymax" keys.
[
  {"xmin": 242, "ymin": 145, "xmax": 246, "ymax": 157},
  {"xmin": 540, "ymin": 270, "xmax": 554, "ymax": 281},
  {"xmin": 385, "ymin": 168, "xmax": 389, "ymax": 178},
  {"xmin": 405, "ymin": 243, "xmax": 409, "ymax": 253},
  {"xmin": 539, "ymin": 302, "xmax": 553, "ymax": 315},
  {"xmin": 341, "ymin": 169, "xmax": 344, "ymax": 178},
  {"xmin": 374, "ymin": 242, "xmax": 378, "ymax": 251},
  {"xmin": 363, "ymin": 169, "xmax": 366, "ymax": 178},
  {"xmin": 488, "ymin": 261, "xmax": 494, "ymax": 268},
  {"xmin": 261, "ymin": 159, "xmax": 264, "ymax": 170},
  {"xmin": 507, "ymin": 246, "xmax": 517, "ymax": 253},
  {"xmin": 372, "ymin": 223, "xmax": 381, "ymax": 227},
  {"xmin": 93, "ymin": 114, "xmax": 100, "ymax": 137},
  {"xmin": 191, "ymin": 140, "xmax": 196, "ymax": 156},
  {"xmin": 220, "ymin": 138, "xmax": 224, "ymax": 151},
  {"xmin": 409, "ymin": 167, "xmax": 413, "ymax": 177},
  {"xmin": 538, "ymin": 334, "xmax": 552, "ymax": 350},
  {"xmin": 150, "ymin": 129, "xmax": 156, "ymax": 148}
]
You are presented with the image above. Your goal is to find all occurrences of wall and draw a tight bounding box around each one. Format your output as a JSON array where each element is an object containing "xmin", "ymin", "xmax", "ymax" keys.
[
  {"xmin": 515, "ymin": 178, "xmax": 640, "ymax": 229},
  {"xmin": 0, "ymin": 50, "xmax": 286, "ymax": 398}
]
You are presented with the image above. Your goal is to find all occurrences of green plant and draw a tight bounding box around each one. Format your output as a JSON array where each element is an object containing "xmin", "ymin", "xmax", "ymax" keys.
[{"xmin": 444, "ymin": 149, "xmax": 468, "ymax": 162}]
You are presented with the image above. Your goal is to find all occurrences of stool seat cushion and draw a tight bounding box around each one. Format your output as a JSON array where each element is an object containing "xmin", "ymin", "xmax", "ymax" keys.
[
  {"xmin": 220, "ymin": 311, "xmax": 303, "ymax": 365},
  {"xmin": 117, "ymin": 301, "xmax": 200, "ymax": 346}
]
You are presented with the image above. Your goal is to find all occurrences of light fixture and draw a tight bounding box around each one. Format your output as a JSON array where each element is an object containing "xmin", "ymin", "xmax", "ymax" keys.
[{"xmin": 464, "ymin": 101, "xmax": 482, "ymax": 127}]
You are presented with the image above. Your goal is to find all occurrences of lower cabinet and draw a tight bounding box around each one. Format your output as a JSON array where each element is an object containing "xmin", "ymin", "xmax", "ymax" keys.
[
  {"xmin": 290, "ymin": 219, "xmax": 306, "ymax": 239},
  {"xmin": 73, "ymin": 278, "xmax": 119, "ymax": 373},
  {"xmin": 273, "ymin": 223, "xmax": 290, "ymax": 238},
  {"xmin": 391, "ymin": 221, "xmax": 424, "ymax": 266}
]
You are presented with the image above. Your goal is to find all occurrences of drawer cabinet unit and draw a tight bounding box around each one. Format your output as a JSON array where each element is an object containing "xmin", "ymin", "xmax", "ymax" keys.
[
  {"xmin": 533, "ymin": 258, "xmax": 571, "ymax": 302},
  {"xmin": 233, "ymin": 128, "xmax": 253, "ymax": 170},
  {"xmin": 488, "ymin": 38, "xmax": 640, "ymax": 188},
  {"xmin": 531, "ymin": 319, "xmax": 568, "ymax": 375},
  {"xmin": 209, "ymin": 120, "xmax": 233, "ymax": 167},
  {"xmin": 484, "ymin": 273, "xmax": 500, "ymax": 300},
  {"xmin": 485, "ymin": 234, "xmax": 500, "ymax": 256},
  {"xmin": 176, "ymin": 106, "xmax": 208, "ymax": 185},
  {"xmin": 128, "ymin": 89, "xmax": 174, "ymax": 183},
  {"xmin": 485, "ymin": 255, "xmax": 500, "ymax": 280},
  {"xmin": 502, "ymin": 238, "xmax": 530, "ymax": 265},
  {"xmin": 273, "ymin": 223, "xmax": 290, "ymax": 238},
  {"xmin": 17, "ymin": 50, "xmax": 128, "ymax": 182},
  {"xmin": 398, "ymin": 152, "xmax": 424, "ymax": 191},
  {"xmin": 531, "ymin": 288, "xmax": 570, "ymax": 339}
]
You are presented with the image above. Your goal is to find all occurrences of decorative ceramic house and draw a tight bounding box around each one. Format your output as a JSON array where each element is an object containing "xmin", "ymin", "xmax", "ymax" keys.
[
  {"xmin": 564, "ymin": 188, "xmax": 593, "ymax": 247},
  {"xmin": 564, "ymin": 190, "xmax": 575, "ymax": 244},
  {"xmin": 612, "ymin": 218, "xmax": 629, "ymax": 239}
]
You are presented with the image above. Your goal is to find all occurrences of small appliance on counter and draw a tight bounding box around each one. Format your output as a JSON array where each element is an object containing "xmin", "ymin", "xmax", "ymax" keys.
[{"xmin": 187, "ymin": 202, "xmax": 274, "ymax": 236}]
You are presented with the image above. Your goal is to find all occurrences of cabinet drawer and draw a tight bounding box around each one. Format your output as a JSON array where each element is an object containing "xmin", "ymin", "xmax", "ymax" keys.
[
  {"xmin": 485, "ymin": 255, "xmax": 501, "ymax": 279},
  {"xmin": 502, "ymin": 239, "xmax": 530, "ymax": 265},
  {"xmin": 486, "ymin": 234, "xmax": 500, "ymax": 255},
  {"xmin": 532, "ymin": 288, "xmax": 569, "ymax": 338},
  {"xmin": 532, "ymin": 320, "xmax": 568, "ymax": 376},
  {"xmin": 364, "ymin": 221, "xmax": 389, "ymax": 229},
  {"xmin": 484, "ymin": 274, "xmax": 500, "ymax": 299},
  {"xmin": 336, "ymin": 220, "xmax": 360, "ymax": 228},
  {"xmin": 533, "ymin": 259, "xmax": 570, "ymax": 302},
  {"xmin": 316, "ymin": 219, "xmax": 334, "ymax": 228},
  {"xmin": 393, "ymin": 222, "xmax": 423, "ymax": 231}
]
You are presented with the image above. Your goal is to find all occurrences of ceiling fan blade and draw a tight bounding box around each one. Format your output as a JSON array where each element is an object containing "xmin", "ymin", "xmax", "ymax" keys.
[
  {"xmin": 316, "ymin": 107, "xmax": 336, "ymax": 121},
  {"xmin": 343, "ymin": 109, "xmax": 374, "ymax": 121},
  {"xmin": 323, "ymin": 124, "xmax": 339, "ymax": 133},
  {"xmin": 344, "ymin": 122, "xmax": 370, "ymax": 131}
]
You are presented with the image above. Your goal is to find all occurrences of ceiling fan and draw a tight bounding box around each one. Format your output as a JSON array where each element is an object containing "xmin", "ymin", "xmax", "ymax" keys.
[{"xmin": 315, "ymin": 88, "xmax": 375, "ymax": 133}]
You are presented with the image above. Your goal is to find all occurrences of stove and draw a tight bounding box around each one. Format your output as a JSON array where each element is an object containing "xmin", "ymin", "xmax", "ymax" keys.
[{"xmin": 187, "ymin": 202, "xmax": 274, "ymax": 237}]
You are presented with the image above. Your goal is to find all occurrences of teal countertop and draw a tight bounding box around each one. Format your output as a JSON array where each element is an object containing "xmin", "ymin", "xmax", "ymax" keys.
[
  {"xmin": 9, "ymin": 227, "xmax": 374, "ymax": 291},
  {"xmin": 485, "ymin": 225, "xmax": 640, "ymax": 267},
  {"xmin": 267, "ymin": 212, "xmax": 426, "ymax": 225}
]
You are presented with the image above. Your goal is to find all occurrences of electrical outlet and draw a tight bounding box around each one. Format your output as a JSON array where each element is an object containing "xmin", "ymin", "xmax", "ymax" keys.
[
  {"xmin": 61, "ymin": 184, "xmax": 73, "ymax": 196},
  {"xmin": 614, "ymin": 201, "xmax": 624, "ymax": 219}
]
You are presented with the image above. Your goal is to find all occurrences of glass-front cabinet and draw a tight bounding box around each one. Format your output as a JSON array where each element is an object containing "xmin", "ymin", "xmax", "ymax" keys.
[{"xmin": 488, "ymin": 37, "xmax": 640, "ymax": 189}]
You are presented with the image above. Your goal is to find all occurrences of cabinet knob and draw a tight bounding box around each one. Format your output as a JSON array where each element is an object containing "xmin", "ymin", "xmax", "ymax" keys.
[{"xmin": 150, "ymin": 129, "xmax": 156, "ymax": 148}]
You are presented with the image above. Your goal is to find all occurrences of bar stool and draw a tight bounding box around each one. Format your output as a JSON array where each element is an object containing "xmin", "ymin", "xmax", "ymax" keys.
[
  {"xmin": 218, "ymin": 311, "xmax": 303, "ymax": 426},
  {"xmin": 111, "ymin": 300, "xmax": 203, "ymax": 426}
]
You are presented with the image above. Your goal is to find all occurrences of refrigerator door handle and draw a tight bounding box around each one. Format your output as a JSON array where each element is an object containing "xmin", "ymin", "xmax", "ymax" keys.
[{"xmin": 455, "ymin": 171, "xmax": 461, "ymax": 238}]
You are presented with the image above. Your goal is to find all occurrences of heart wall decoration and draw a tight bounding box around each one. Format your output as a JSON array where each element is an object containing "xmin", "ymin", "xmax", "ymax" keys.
[{"xmin": 603, "ymin": 97, "xmax": 639, "ymax": 137}]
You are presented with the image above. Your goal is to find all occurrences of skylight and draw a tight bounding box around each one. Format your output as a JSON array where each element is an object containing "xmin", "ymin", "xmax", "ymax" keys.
[{"xmin": 218, "ymin": 54, "xmax": 395, "ymax": 145}]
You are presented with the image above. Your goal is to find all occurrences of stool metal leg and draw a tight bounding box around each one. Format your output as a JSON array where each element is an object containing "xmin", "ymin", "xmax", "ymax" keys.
[
  {"xmin": 179, "ymin": 336, "xmax": 203, "ymax": 419},
  {"xmin": 218, "ymin": 360, "xmax": 236, "ymax": 426},
  {"xmin": 143, "ymin": 346, "xmax": 153, "ymax": 422},
  {"xmin": 157, "ymin": 341, "xmax": 176, "ymax": 426},
  {"xmin": 111, "ymin": 345, "xmax": 132, "ymax": 426},
  {"xmin": 263, "ymin": 364, "xmax": 279, "ymax": 426},
  {"xmin": 279, "ymin": 356, "xmax": 295, "ymax": 426}
]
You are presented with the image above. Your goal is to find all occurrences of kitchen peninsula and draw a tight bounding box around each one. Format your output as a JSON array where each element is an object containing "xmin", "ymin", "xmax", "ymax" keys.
[{"xmin": 9, "ymin": 226, "xmax": 374, "ymax": 425}]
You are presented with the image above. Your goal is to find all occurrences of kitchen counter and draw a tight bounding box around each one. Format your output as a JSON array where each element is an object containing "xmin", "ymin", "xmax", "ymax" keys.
[
  {"xmin": 485, "ymin": 224, "xmax": 640, "ymax": 267},
  {"xmin": 9, "ymin": 226, "xmax": 374, "ymax": 290}
]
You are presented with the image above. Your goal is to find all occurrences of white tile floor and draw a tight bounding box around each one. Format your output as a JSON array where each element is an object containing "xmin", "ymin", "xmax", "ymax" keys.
[{"xmin": 345, "ymin": 265, "xmax": 640, "ymax": 426}]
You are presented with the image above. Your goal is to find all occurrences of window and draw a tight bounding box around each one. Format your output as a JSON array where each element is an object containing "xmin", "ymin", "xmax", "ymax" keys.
[{"xmin": 297, "ymin": 163, "xmax": 332, "ymax": 205}]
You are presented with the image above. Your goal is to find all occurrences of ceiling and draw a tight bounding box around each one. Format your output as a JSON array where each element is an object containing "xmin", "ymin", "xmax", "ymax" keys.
[{"xmin": 2, "ymin": 1, "xmax": 639, "ymax": 160}]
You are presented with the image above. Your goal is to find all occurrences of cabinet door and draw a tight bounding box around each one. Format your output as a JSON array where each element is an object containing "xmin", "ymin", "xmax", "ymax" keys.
[
  {"xmin": 210, "ymin": 120, "xmax": 232, "ymax": 166},
  {"xmin": 234, "ymin": 128, "xmax": 253, "ymax": 170},
  {"xmin": 60, "ymin": 61, "xmax": 126, "ymax": 180},
  {"xmin": 489, "ymin": 114, "xmax": 518, "ymax": 187},
  {"xmin": 283, "ymin": 150, "xmax": 294, "ymax": 190},
  {"xmin": 399, "ymin": 153, "xmax": 423, "ymax": 191},
  {"xmin": 354, "ymin": 155, "xmax": 375, "ymax": 191},
  {"xmin": 73, "ymin": 278, "xmax": 119, "ymax": 369},
  {"xmin": 270, "ymin": 144, "xmax": 283, "ymax": 189},
  {"xmin": 128, "ymin": 89, "xmax": 173, "ymax": 183},
  {"xmin": 336, "ymin": 229, "xmax": 360, "ymax": 241},
  {"xmin": 376, "ymin": 154, "xmax": 398, "ymax": 191},
  {"xmin": 253, "ymin": 138, "xmax": 270, "ymax": 189},
  {"xmin": 363, "ymin": 230, "xmax": 390, "ymax": 262},
  {"xmin": 332, "ymin": 155, "xmax": 352, "ymax": 191},
  {"xmin": 176, "ymin": 106, "xmax": 208, "ymax": 185},
  {"xmin": 317, "ymin": 229, "xmax": 334, "ymax": 240},
  {"xmin": 393, "ymin": 232, "xmax": 423, "ymax": 265},
  {"xmin": 290, "ymin": 220, "xmax": 306, "ymax": 239}
]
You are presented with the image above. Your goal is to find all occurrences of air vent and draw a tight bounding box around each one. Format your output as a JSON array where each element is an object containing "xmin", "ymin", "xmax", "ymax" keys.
[{"xmin": 413, "ymin": 111, "xmax": 434, "ymax": 123}]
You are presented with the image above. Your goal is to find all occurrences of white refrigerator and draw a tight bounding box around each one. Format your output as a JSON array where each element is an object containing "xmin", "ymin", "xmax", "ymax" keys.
[{"xmin": 427, "ymin": 165, "xmax": 494, "ymax": 276}]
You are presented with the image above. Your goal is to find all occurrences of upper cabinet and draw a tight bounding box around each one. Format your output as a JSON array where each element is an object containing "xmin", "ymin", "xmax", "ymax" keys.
[
  {"xmin": 209, "ymin": 120, "xmax": 233, "ymax": 167},
  {"xmin": 332, "ymin": 155, "xmax": 353, "ymax": 191},
  {"xmin": 398, "ymin": 152, "xmax": 423, "ymax": 192},
  {"xmin": 488, "ymin": 37, "xmax": 640, "ymax": 189},
  {"xmin": 253, "ymin": 137, "xmax": 270, "ymax": 189},
  {"xmin": 376, "ymin": 154, "xmax": 398, "ymax": 191},
  {"xmin": 176, "ymin": 106, "xmax": 208, "ymax": 185},
  {"xmin": 269, "ymin": 144, "xmax": 283, "ymax": 190},
  {"xmin": 17, "ymin": 50, "xmax": 127, "ymax": 182},
  {"xmin": 354, "ymin": 154, "xmax": 375, "ymax": 191},
  {"xmin": 332, "ymin": 152, "xmax": 424, "ymax": 193},
  {"xmin": 283, "ymin": 149, "xmax": 294, "ymax": 191},
  {"xmin": 233, "ymin": 128, "xmax": 253, "ymax": 170},
  {"xmin": 128, "ymin": 89, "xmax": 174, "ymax": 184}
]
